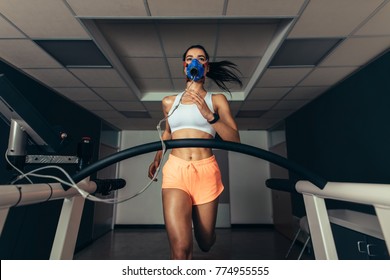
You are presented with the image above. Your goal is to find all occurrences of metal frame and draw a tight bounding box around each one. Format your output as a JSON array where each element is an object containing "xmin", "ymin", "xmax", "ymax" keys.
[
  {"xmin": 0, "ymin": 178, "xmax": 96, "ymax": 259},
  {"xmin": 296, "ymin": 181, "xmax": 390, "ymax": 259}
]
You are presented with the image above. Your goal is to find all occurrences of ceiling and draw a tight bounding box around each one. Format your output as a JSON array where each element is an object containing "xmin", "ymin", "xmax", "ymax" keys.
[{"xmin": 0, "ymin": 0, "xmax": 389, "ymax": 131}]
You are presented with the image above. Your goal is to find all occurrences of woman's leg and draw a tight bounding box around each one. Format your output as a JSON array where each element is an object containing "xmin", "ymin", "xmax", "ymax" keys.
[
  {"xmin": 192, "ymin": 197, "xmax": 219, "ymax": 252},
  {"xmin": 162, "ymin": 188, "xmax": 193, "ymax": 259}
]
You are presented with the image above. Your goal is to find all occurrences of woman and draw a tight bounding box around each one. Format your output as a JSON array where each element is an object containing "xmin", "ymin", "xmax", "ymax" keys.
[{"xmin": 148, "ymin": 45, "xmax": 242, "ymax": 259}]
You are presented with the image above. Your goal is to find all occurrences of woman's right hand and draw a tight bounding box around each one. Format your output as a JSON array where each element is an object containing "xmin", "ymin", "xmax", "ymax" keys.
[{"xmin": 148, "ymin": 160, "xmax": 160, "ymax": 181}]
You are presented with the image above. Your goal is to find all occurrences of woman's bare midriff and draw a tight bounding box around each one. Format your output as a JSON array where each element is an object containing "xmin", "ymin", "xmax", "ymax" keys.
[{"xmin": 170, "ymin": 129, "xmax": 214, "ymax": 161}]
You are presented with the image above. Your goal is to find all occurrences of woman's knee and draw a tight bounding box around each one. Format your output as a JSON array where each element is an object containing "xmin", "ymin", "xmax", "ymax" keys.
[
  {"xmin": 195, "ymin": 231, "xmax": 216, "ymax": 252},
  {"xmin": 170, "ymin": 240, "xmax": 193, "ymax": 259}
]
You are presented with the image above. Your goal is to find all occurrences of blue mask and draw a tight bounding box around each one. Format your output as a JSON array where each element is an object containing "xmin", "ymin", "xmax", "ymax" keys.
[{"xmin": 186, "ymin": 59, "xmax": 205, "ymax": 81}]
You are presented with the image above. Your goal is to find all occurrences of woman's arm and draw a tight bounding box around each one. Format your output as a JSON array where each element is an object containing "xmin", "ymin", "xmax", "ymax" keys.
[
  {"xmin": 211, "ymin": 94, "xmax": 240, "ymax": 143},
  {"xmin": 184, "ymin": 90, "xmax": 240, "ymax": 143},
  {"xmin": 148, "ymin": 96, "xmax": 174, "ymax": 179}
]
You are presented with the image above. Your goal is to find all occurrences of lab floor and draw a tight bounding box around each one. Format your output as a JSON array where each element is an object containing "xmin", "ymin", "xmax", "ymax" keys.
[{"xmin": 74, "ymin": 226, "xmax": 314, "ymax": 260}]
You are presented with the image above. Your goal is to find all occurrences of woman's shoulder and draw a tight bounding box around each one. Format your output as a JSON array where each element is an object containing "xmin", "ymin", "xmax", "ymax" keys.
[
  {"xmin": 162, "ymin": 94, "xmax": 176, "ymax": 103},
  {"xmin": 162, "ymin": 94, "xmax": 180, "ymax": 110},
  {"xmin": 210, "ymin": 92, "xmax": 229, "ymax": 103},
  {"xmin": 163, "ymin": 93, "xmax": 182, "ymax": 103}
]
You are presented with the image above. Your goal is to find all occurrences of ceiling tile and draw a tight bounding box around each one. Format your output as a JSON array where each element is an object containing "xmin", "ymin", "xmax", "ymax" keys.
[
  {"xmin": 320, "ymin": 37, "xmax": 390, "ymax": 67},
  {"xmin": 273, "ymin": 99, "xmax": 309, "ymax": 110},
  {"xmin": 135, "ymin": 78, "xmax": 173, "ymax": 93},
  {"xmin": 226, "ymin": 0, "xmax": 306, "ymax": 16},
  {"xmin": 103, "ymin": 119, "xmax": 130, "ymax": 130},
  {"xmin": 147, "ymin": 0, "xmax": 225, "ymax": 16},
  {"xmin": 284, "ymin": 86, "xmax": 328, "ymax": 100},
  {"xmin": 22, "ymin": 68, "xmax": 84, "ymax": 87},
  {"xmin": 247, "ymin": 87, "xmax": 291, "ymax": 100},
  {"xmin": 261, "ymin": 110, "xmax": 294, "ymax": 119},
  {"xmin": 66, "ymin": 0, "xmax": 148, "ymax": 17},
  {"xmin": 122, "ymin": 57, "xmax": 169, "ymax": 79},
  {"xmin": 159, "ymin": 22, "xmax": 218, "ymax": 58},
  {"xmin": 108, "ymin": 101, "xmax": 145, "ymax": 111},
  {"xmin": 299, "ymin": 67, "xmax": 357, "ymax": 86},
  {"xmin": 0, "ymin": 39, "xmax": 62, "ymax": 68},
  {"xmin": 148, "ymin": 110, "xmax": 165, "ymax": 120},
  {"xmin": 0, "ymin": 15, "xmax": 25, "ymax": 38},
  {"xmin": 142, "ymin": 101, "xmax": 163, "ymax": 112},
  {"xmin": 288, "ymin": 0, "xmax": 383, "ymax": 37},
  {"xmin": 92, "ymin": 87, "xmax": 138, "ymax": 101},
  {"xmin": 92, "ymin": 110, "xmax": 126, "ymax": 119},
  {"xmin": 241, "ymin": 100, "xmax": 278, "ymax": 110},
  {"xmin": 76, "ymin": 100, "xmax": 113, "ymax": 110},
  {"xmin": 97, "ymin": 22, "xmax": 163, "ymax": 57},
  {"xmin": 0, "ymin": 0, "xmax": 89, "ymax": 38},
  {"xmin": 100, "ymin": 114, "xmax": 129, "ymax": 122},
  {"xmin": 119, "ymin": 111, "xmax": 150, "ymax": 119},
  {"xmin": 355, "ymin": 1, "xmax": 390, "ymax": 36},
  {"xmin": 69, "ymin": 68, "xmax": 127, "ymax": 87},
  {"xmin": 256, "ymin": 68, "xmax": 313, "ymax": 87},
  {"xmin": 217, "ymin": 22, "xmax": 278, "ymax": 56},
  {"xmin": 167, "ymin": 57, "xmax": 186, "ymax": 79},
  {"xmin": 54, "ymin": 87, "xmax": 102, "ymax": 101}
]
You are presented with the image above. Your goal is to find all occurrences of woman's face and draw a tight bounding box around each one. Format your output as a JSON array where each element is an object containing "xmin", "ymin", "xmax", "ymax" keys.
[{"xmin": 183, "ymin": 48, "xmax": 209, "ymax": 76}]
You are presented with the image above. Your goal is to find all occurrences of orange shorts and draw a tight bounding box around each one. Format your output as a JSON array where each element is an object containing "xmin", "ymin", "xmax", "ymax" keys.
[{"xmin": 162, "ymin": 154, "xmax": 224, "ymax": 205}]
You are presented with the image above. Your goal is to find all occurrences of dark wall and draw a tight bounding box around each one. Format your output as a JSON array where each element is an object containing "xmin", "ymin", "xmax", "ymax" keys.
[
  {"xmin": 0, "ymin": 60, "xmax": 103, "ymax": 259},
  {"xmin": 285, "ymin": 50, "xmax": 390, "ymax": 216}
]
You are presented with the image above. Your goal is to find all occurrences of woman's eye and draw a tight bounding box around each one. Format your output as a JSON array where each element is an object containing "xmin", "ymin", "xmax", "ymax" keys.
[{"xmin": 186, "ymin": 57, "xmax": 206, "ymax": 63}]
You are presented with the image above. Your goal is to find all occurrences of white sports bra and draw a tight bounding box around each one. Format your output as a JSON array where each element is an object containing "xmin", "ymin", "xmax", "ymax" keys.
[{"xmin": 168, "ymin": 91, "xmax": 216, "ymax": 137}]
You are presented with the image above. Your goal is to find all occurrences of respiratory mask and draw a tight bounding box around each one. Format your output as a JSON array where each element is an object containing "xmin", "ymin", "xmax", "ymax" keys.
[{"xmin": 185, "ymin": 59, "xmax": 206, "ymax": 81}]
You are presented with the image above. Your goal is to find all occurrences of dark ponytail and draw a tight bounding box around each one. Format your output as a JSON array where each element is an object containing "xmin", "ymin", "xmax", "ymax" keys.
[
  {"xmin": 207, "ymin": 60, "xmax": 242, "ymax": 93},
  {"xmin": 183, "ymin": 45, "xmax": 243, "ymax": 93}
]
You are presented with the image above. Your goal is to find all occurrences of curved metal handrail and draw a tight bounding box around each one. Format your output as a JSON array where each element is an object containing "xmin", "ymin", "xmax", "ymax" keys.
[{"xmin": 72, "ymin": 139, "xmax": 327, "ymax": 189}]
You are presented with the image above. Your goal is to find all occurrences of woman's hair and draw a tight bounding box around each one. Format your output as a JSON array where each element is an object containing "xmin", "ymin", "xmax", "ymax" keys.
[{"xmin": 182, "ymin": 45, "xmax": 243, "ymax": 93}]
